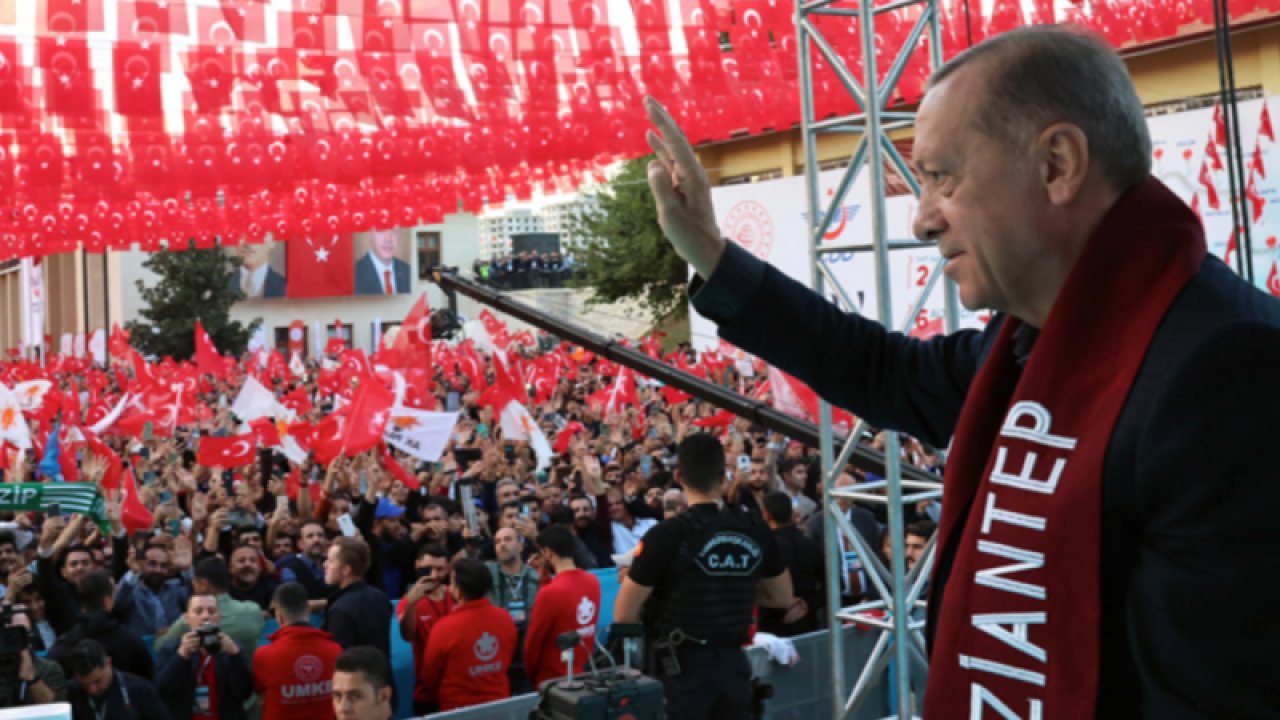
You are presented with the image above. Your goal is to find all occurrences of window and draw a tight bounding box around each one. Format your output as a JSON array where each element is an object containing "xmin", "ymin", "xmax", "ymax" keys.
[
  {"xmin": 274, "ymin": 325, "xmax": 308, "ymax": 356},
  {"xmin": 417, "ymin": 231, "xmax": 442, "ymax": 279},
  {"xmin": 377, "ymin": 321, "xmax": 401, "ymax": 351},
  {"xmin": 326, "ymin": 322, "xmax": 353, "ymax": 351}
]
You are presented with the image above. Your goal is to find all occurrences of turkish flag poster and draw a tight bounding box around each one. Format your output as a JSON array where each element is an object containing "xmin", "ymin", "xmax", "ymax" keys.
[
  {"xmin": 287, "ymin": 233, "xmax": 354, "ymax": 297},
  {"xmin": 196, "ymin": 433, "xmax": 256, "ymax": 467}
]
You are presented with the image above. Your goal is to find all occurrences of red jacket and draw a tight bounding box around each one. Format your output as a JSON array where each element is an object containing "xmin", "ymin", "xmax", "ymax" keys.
[
  {"xmin": 252, "ymin": 624, "xmax": 343, "ymax": 720},
  {"xmin": 397, "ymin": 590, "xmax": 456, "ymax": 703},
  {"xmin": 422, "ymin": 598, "xmax": 518, "ymax": 711},
  {"xmin": 524, "ymin": 569, "xmax": 602, "ymax": 687}
]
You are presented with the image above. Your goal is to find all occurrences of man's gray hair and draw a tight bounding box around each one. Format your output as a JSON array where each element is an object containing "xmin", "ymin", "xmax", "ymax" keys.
[{"xmin": 930, "ymin": 25, "xmax": 1150, "ymax": 192}]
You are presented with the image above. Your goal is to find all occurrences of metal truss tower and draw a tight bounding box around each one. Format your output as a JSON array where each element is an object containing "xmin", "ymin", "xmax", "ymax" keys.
[{"xmin": 794, "ymin": 1, "xmax": 953, "ymax": 717}]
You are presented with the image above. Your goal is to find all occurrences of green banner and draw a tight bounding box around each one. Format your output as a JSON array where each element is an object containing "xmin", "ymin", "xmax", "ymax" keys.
[{"xmin": 0, "ymin": 483, "xmax": 109, "ymax": 533}]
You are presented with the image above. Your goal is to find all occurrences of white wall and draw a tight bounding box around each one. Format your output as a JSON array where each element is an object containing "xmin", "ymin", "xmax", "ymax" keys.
[{"xmin": 117, "ymin": 213, "xmax": 486, "ymax": 353}]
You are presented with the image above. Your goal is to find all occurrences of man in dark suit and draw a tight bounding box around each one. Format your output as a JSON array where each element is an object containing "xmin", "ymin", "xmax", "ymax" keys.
[
  {"xmin": 645, "ymin": 26, "xmax": 1280, "ymax": 719},
  {"xmin": 354, "ymin": 229, "xmax": 411, "ymax": 295},
  {"xmin": 227, "ymin": 239, "xmax": 286, "ymax": 299}
]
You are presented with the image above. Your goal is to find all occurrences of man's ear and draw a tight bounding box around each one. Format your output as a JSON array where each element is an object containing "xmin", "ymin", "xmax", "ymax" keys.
[
  {"xmin": 1037, "ymin": 122, "xmax": 1090, "ymax": 207},
  {"xmin": 378, "ymin": 685, "xmax": 392, "ymax": 707}
]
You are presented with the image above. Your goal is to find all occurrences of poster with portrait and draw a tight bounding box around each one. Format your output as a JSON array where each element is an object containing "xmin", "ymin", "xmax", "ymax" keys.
[
  {"xmin": 225, "ymin": 238, "xmax": 288, "ymax": 300},
  {"xmin": 352, "ymin": 228, "xmax": 413, "ymax": 295}
]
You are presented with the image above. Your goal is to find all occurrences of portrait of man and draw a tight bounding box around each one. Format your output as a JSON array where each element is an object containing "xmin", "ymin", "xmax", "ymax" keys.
[
  {"xmin": 227, "ymin": 238, "xmax": 286, "ymax": 299},
  {"xmin": 354, "ymin": 228, "xmax": 412, "ymax": 295}
]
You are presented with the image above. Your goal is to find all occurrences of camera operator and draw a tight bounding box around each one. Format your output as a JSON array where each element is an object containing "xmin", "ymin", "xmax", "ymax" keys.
[
  {"xmin": 614, "ymin": 434, "xmax": 793, "ymax": 720},
  {"xmin": 156, "ymin": 591, "xmax": 253, "ymax": 720},
  {"xmin": 1, "ymin": 602, "xmax": 66, "ymax": 706},
  {"xmin": 67, "ymin": 638, "xmax": 168, "ymax": 720}
]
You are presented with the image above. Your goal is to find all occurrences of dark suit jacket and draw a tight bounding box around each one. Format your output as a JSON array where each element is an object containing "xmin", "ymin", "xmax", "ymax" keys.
[
  {"xmin": 226, "ymin": 268, "xmax": 286, "ymax": 298},
  {"xmin": 693, "ymin": 238, "xmax": 1280, "ymax": 717},
  {"xmin": 354, "ymin": 253, "xmax": 411, "ymax": 295}
]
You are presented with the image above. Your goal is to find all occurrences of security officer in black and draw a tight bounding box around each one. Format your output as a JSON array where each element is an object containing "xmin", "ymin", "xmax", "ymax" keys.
[{"xmin": 614, "ymin": 433, "xmax": 794, "ymax": 720}]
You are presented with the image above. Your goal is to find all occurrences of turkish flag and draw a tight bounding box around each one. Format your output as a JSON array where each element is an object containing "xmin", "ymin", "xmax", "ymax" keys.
[
  {"xmin": 197, "ymin": 434, "xmax": 257, "ymax": 468},
  {"xmin": 311, "ymin": 412, "xmax": 346, "ymax": 465},
  {"xmin": 83, "ymin": 431, "xmax": 123, "ymax": 490},
  {"xmin": 338, "ymin": 349, "xmax": 372, "ymax": 385},
  {"xmin": 1262, "ymin": 103, "xmax": 1276, "ymax": 143},
  {"xmin": 287, "ymin": 233, "xmax": 354, "ymax": 297},
  {"xmin": 341, "ymin": 379, "xmax": 396, "ymax": 455},
  {"xmin": 248, "ymin": 416, "xmax": 281, "ymax": 447},
  {"xmin": 122, "ymin": 1, "xmax": 188, "ymax": 39},
  {"xmin": 114, "ymin": 42, "xmax": 164, "ymax": 117},
  {"xmin": 659, "ymin": 385, "xmax": 692, "ymax": 406},
  {"xmin": 44, "ymin": 0, "xmax": 105, "ymax": 33},
  {"xmin": 553, "ymin": 420, "xmax": 586, "ymax": 454},
  {"xmin": 0, "ymin": 40, "xmax": 23, "ymax": 115},
  {"xmin": 39, "ymin": 36, "xmax": 97, "ymax": 116},
  {"xmin": 120, "ymin": 469, "xmax": 154, "ymax": 536},
  {"xmin": 185, "ymin": 46, "xmax": 238, "ymax": 115},
  {"xmin": 394, "ymin": 292, "xmax": 432, "ymax": 354},
  {"xmin": 194, "ymin": 320, "xmax": 225, "ymax": 378}
]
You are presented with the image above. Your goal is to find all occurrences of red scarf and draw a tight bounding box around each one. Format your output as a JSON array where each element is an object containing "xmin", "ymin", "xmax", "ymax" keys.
[{"xmin": 925, "ymin": 179, "xmax": 1205, "ymax": 716}]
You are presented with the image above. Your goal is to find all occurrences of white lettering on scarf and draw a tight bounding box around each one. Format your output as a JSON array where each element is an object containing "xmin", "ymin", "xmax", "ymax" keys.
[
  {"xmin": 969, "ymin": 683, "xmax": 1044, "ymax": 720},
  {"xmin": 962, "ymin": 401, "xmax": 1077, "ymax": 719}
]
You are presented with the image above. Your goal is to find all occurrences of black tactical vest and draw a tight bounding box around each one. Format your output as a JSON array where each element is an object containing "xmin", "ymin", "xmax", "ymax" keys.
[{"xmin": 645, "ymin": 505, "xmax": 770, "ymax": 647}]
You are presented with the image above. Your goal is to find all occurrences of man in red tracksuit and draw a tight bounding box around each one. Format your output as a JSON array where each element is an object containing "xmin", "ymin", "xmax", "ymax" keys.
[
  {"xmin": 396, "ymin": 544, "xmax": 455, "ymax": 715},
  {"xmin": 421, "ymin": 558, "xmax": 518, "ymax": 711},
  {"xmin": 525, "ymin": 526, "xmax": 602, "ymax": 688},
  {"xmin": 254, "ymin": 583, "xmax": 343, "ymax": 720}
]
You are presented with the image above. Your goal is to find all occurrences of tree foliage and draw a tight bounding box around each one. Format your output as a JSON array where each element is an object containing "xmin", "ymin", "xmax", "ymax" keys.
[
  {"xmin": 568, "ymin": 156, "xmax": 688, "ymax": 324},
  {"xmin": 126, "ymin": 240, "xmax": 259, "ymax": 360}
]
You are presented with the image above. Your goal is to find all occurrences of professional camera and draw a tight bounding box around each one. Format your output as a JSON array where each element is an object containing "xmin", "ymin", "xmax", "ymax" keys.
[
  {"xmin": 196, "ymin": 623, "xmax": 222, "ymax": 654},
  {"xmin": 0, "ymin": 603, "xmax": 31, "ymax": 708},
  {"xmin": 529, "ymin": 624, "xmax": 663, "ymax": 720}
]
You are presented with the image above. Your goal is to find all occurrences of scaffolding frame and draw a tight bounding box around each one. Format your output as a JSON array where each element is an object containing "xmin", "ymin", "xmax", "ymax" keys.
[{"xmin": 793, "ymin": 1, "xmax": 953, "ymax": 717}]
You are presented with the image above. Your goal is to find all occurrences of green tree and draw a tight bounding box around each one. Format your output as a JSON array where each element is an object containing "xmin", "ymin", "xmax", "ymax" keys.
[
  {"xmin": 125, "ymin": 240, "xmax": 259, "ymax": 360},
  {"xmin": 568, "ymin": 156, "xmax": 688, "ymax": 324}
]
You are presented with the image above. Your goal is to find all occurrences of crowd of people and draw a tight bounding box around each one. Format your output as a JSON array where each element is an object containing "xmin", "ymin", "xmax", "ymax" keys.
[
  {"xmin": 0, "ymin": 322, "xmax": 940, "ymax": 720},
  {"xmin": 473, "ymin": 250, "xmax": 580, "ymax": 290}
]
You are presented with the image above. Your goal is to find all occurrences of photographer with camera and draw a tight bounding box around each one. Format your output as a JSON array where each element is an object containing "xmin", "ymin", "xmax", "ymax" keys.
[
  {"xmin": 156, "ymin": 591, "xmax": 253, "ymax": 720},
  {"xmin": 67, "ymin": 639, "xmax": 167, "ymax": 720},
  {"xmin": 0, "ymin": 602, "xmax": 65, "ymax": 706},
  {"xmin": 154, "ymin": 557, "xmax": 264, "ymax": 663}
]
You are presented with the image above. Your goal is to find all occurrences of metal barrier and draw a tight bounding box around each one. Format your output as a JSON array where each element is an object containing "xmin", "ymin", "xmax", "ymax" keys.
[{"xmin": 420, "ymin": 625, "xmax": 925, "ymax": 720}]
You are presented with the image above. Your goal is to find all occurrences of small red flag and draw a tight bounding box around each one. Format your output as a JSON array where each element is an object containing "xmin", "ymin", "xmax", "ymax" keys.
[
  {"xmin": 341, "ymin": 380, "xmax": 396, "ymax": 456},
  {"xmin": 194, "ymin": 320, "xmax": 225, "ymax": 378},
  {"xmin": 197, "ymin": 434, "xmax": 257, "ymax": 468},
  {"xmin": 249, "ymin": 417, "xmax": 281, "ymax": 447},
  {"xmin": 120, "ymin": 469, "xmax": 155, "ymax": 536}
]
